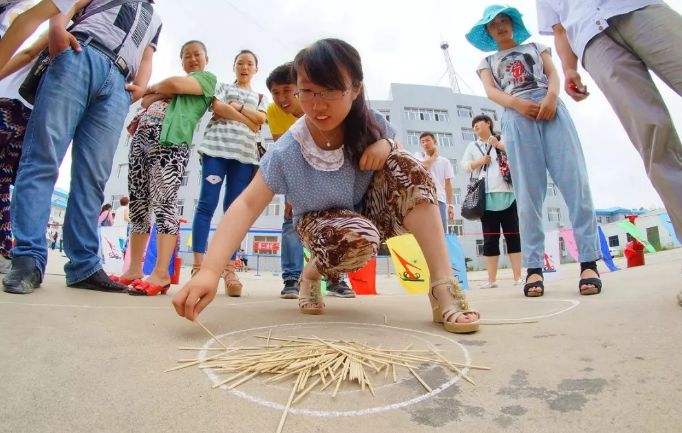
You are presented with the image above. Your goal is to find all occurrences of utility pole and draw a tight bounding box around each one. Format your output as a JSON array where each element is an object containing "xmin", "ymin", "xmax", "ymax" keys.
[{"xmin": 440, "ymin": 41, "xmax": 461, "ymax": 94}]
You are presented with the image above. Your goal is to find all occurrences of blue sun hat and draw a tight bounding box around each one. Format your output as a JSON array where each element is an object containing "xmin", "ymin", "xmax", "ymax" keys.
[{"xmin": 465, "ymin": 4, "xmax": 531, "ymax": 52}]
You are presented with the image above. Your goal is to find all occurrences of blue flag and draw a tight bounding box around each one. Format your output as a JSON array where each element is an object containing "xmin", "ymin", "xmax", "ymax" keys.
[
  {"xmin": 445, "ymin": 234, "xmax": 470, "ymax": 290},
  {"xmin": 143, "ymin": 224, "xmax": 176, "ymax": 276},
  {"xmin": 598, "ymin": 226, "xmax": 618, "ymax": 272}
]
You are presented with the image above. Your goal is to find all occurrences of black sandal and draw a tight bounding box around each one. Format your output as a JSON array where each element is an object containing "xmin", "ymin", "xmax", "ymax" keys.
[
  {"xmin": 523, "ymin": 268, "xmax": 544, "ymax": 297},
  {"xmin": 579, "ymin": 261, "xmax": 602, "ymax": 295}
]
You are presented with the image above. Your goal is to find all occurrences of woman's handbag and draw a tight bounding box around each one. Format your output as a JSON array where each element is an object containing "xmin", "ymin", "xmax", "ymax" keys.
[
  {"xmin": 461, "ymin": 172, "xmax": 487, "ymax": 221},
  {"xmin": 17, "ymin": 50, "xmax": 51, "ymax": 105},
  {"xmin": 461, "ymin": 145, "xmax": 493, "ymax": 221}
]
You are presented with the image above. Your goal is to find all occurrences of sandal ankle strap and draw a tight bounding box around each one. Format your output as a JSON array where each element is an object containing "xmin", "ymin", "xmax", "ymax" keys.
[{"xmin": 430, "ymin": 277, "xmax": 469, "ymax": 311}]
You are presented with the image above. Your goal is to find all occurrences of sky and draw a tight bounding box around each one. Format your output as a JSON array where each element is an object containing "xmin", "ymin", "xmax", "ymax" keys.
[{"xmin": 55, "ymin": 0, "xmax": 682, "ymax": 210}]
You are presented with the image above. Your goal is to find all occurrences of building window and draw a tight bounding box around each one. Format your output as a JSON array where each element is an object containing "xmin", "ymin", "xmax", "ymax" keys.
[
  {"xmin": 548, "ymin": 207, "xmax": 561, "ymax": 222},
  {"xmin": 449, "ymin": 158, "xmax": 458, "ymax": 175},
  {"xmin": 177, "ymin": 199, "xmax": 185, "ymax": 216},
  {"xmin": 547, "ymin": 182, "xmax": 557, "ymax": 197},
  {"xmin": 476, "ymin": 239, "xmax": 484, "ymax": 256},
  {"xmin": 608, "ymin": 236, "xmax": 619, "ymax": 247},
  {"xmin": 181, "ymin": 171, "xmax": 190, "ymax": 187},
  {"xmin": 403, "ymin": 107, "xmax": 449, "ymax": 122},
  {"xmin": 117, "ymin": 163, "xmax": 128, "ymax": 178},
  {"xmin": 407, "ymin": 130, "xmax": 454, "ymax": 147},
  {"xmin": 406, "ymin": 130, "xmax": 420, "ymax": 146},
  {"xmin": 454, "ymin": 188, "xmax": 462, "ymax": 206},
  {"xmin": 434, "ymin": 132, "xmax": 454, "ymax": 147},
  {"xmin": 481, "ymin": 108, "xmax": 498, "ymax": 121},
  {"xmin": 378, "ymin": 110, "xmax": 390, "ymax": 122},
  {"xmin": 457, "ymin": 105, "xmax": 473, "ymax": 118},
  {"xmin": 626, "ymin": 233, "xmax": 633, "ymax": 242},
  {"xmin": 461, "ymin": 127, "xmax": 475, "ymax": 141},
  {"xmin": 111, "ymin": 194, "xmax": 123, "ymax": 206},
  {"xmin": 448, "ymin": 219, "xmax": 463, "ymax": 236},
  {"xmin": 265, "ymin": 197, "xmax": 280, "ymax": 216},
  {"xmin": 434, "ymin": 110, "xmax": 449, "ymax": 122}
]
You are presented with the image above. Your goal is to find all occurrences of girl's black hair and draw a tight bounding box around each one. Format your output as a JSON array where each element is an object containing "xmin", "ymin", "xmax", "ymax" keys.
[
  {"xmin": 180, "ymin": 40, "xmax": 208, "ymax": 59},
  {"xmin": 472, "ymin": 114, "xmax": 501, "ymax": 140},
  {"xmin": 293, "ymin": 38, "xmax": 382, "ymax": 164},
  {"xmin": 234, "ymin": 49, "xmax": 258, "ymax": 67}
]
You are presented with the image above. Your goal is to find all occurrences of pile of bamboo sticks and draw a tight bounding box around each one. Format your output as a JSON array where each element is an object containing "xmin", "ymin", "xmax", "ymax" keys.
[{"xmin": 166, "ymin": 323, "xmax": 490, "ymax": 433}]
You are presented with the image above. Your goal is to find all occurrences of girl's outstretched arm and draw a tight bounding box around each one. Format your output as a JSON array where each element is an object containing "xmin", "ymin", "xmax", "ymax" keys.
[
  {"xmin": 172, "ymin": 171, "xmax": 274, "ymax": 321},
  {"xmin": 479, "ymin": 69, "xmax": 540, "ymax": 120}
]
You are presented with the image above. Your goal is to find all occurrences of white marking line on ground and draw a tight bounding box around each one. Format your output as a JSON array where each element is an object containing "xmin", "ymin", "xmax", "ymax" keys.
[
  {"xmin": 476, "ymin": 298, "xmax": 580, "ymax": 322},
  {"xmin": 0, "ymin": 299, "xmax": 280, "ymax": 310},
  {"xmin": 199, "ymin": 321, "xmax": 472, "ymax": 417}
]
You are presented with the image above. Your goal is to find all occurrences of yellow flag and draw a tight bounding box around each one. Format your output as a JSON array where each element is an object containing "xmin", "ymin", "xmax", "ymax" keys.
[
  {"xmin": 186, "ymin": 233, "xmax": 192, "ymax": 249},
  {"xmin": 386, "ymin": 234, "xmax": 429, "ymax": 294}
]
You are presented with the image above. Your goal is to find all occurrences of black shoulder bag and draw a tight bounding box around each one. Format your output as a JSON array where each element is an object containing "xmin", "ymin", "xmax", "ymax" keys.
[
  {"xmin": 461, "ymin": 143, "xmax": 493, "ymax": 221},
  {"xmin": 18, "ymin": 0, "xmax": 145, "ymax": 104}
]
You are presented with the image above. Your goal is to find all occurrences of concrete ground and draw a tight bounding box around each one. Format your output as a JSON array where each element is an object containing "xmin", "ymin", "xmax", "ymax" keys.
[{"xmin": 1, "ymin": 249, "xmax": 681, "ymax": 433}]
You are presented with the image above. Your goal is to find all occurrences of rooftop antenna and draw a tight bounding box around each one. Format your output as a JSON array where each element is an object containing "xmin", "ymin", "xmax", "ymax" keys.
[{"xmin": 440, "ymin": 41, "xmax": 461, "ymax": 94}]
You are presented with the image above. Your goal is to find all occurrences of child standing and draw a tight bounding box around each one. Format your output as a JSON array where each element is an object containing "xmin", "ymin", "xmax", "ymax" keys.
[
  {"xmin": 117, "ymin": 40, "xmax": 217, "ymax": 296},
  {"xmin": 173, "ymin": 38, "xmax": 480, "ymax": 334},
  {"xmin": 467, "ymin": 5, "xmax": 602, "ymax": 297},
  {"xmin": 191, "ymin": 49, "xmax": 267, "ymax": 297}
]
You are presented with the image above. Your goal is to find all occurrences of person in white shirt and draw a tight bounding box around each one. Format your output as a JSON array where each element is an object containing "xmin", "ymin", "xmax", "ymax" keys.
[
  {"xmin": 461, "ymin": 114, "xmax": 522, "ymax": 288},
  {"xmin": 536, "ymin": 0, "xmax": 682, "ymax": 305},
  {"xmin": 416, "ymin": 132, "xmax": 455, "ymax": 233},
  {"xmin": 112, "ymin": 196, "xmax": 129, "ymax": 227}
]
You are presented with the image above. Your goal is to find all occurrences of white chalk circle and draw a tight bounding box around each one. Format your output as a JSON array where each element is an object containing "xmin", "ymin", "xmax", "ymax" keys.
[
  {"xmin": 198, "ymin": 321, "xmax": 473, "ymax": 417},
  {"xmin": 476, "ymin": 298, "xmax": 580, "ymax": 322}
]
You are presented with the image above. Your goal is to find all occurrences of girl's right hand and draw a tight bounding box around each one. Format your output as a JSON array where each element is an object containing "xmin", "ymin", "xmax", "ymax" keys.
[
  {"xmin": 479, "ymin": 155, "xmax": 492, "ymax": 166},
  {"xmin": 172, "ymin": 270, "xmax": 220, "ymax": 321},
  {"xmin": 513, "ymin": 99, "xmax": 541, "ymax": 120}
]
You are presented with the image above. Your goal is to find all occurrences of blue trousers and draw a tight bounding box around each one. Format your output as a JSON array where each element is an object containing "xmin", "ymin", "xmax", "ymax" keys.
[
  {"xmin": 192, "ymin": 154, "xmax": 255, "ymax": 257},
  {"xmin": 502, "ymin": 89, "xmax": 601, "ymax": 268},
  {"xmin": 281, "ymin": 216, "xmax": 303, "ymax": 282},
  {"xmin": 11, "ymin": 47, "xmax": 130, "ymax": 283}
]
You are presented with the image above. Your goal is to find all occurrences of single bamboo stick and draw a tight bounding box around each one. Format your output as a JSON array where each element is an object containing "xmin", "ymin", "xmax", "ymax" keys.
[
  {"xmin": 275, "ymin": 373, "xmax": 301, "ymax": 433},
  {"xmin": 195, "ymin": 320, "xmax": 228, "ymax": 350},
  {"xmin": 408, "ymin": 367, "xmax": 432, "ymax": 392}
]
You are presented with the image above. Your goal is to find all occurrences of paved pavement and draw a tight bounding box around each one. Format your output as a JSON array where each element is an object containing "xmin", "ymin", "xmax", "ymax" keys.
[{"xmin": 1, "ymin": 249, "xmax": 680, "ymax": 433}]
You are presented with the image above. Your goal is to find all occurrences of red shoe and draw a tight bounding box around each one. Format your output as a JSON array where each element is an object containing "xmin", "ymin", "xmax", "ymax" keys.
[
  {"xmin": 108, "ymin": 274, "xmax": 135, "ymax": 285},
  {"xmin": 128, "ymin": 279, "xmax": 171, "ymax": 296}
]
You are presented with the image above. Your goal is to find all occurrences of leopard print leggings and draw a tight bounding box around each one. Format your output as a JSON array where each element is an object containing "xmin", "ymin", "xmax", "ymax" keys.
[
  {"xmin": 296, "ymin": 150, "xmax": 436, "ymax": 281},
  {"xmin": 128, "ymin": 123, "xmax": 190, "ymax": 235}
]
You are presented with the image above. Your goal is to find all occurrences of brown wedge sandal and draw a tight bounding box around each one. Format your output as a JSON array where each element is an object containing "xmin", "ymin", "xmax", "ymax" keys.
[
  {"xmin": 223, "ymin": 261, "xmax": 242, "ymax": 297},
  {"xmin": 298, "ymin": 278, "xmax": 325, "ymax": 315},
  {"xmin": 429, "ymin": 277, "xmax": 480, "ymax": 334}
]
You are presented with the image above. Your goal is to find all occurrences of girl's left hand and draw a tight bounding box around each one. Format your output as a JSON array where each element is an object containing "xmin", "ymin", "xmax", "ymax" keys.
[
  {"xmin": 536, "ymin": 94, "xmax": 558, "ymax": 121},
  {"xmin": 359, "ymin": 138, "xmax": 391, "ymax": 171}
]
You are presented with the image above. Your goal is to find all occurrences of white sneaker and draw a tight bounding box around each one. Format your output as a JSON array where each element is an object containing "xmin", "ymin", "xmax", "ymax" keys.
[
  {"xmin": 480, "ymin": 281, "xmax": 498, "ymax": 289},
  {"xmin": 0, "ymin": 255, "xmax": 11, "ymax": 274},
  {"xmin": 513, "ymin": 278, "xmax": 524, "ymax": 286}
]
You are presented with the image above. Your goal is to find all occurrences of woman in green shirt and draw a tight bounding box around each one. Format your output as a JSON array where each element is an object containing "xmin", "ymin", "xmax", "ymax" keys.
[{"xmin": 116, "ymin": 40, "xmax": 217, "ymax": 296}]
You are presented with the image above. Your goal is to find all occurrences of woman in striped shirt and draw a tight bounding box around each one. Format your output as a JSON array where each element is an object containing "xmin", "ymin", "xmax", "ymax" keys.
[{"xmin": 191, "ymin": 49, "xmax": 267, "ymax": 297}]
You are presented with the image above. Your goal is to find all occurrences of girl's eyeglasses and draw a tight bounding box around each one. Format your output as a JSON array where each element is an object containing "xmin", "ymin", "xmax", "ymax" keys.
[{"xmin": 295, "ymin": 89, "xmax": 348, "ymax": 102}]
